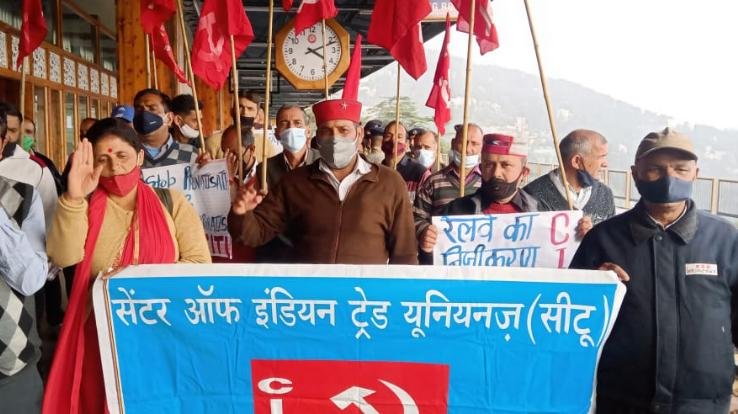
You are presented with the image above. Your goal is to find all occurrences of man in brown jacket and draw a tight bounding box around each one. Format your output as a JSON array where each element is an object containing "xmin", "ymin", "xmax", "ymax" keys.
[{"xmin": 228, "ymin": 98, "xmax": 418, "ymax": 264}]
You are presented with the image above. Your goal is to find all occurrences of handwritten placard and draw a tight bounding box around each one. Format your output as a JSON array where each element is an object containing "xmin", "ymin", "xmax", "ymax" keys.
[
  {"xmin": 143, "ymin": 160, "xmax": 232, "ymax": 258},
  {"xmin": 432, "ymin": 210, "xmax": 584, "ymax": 268}
]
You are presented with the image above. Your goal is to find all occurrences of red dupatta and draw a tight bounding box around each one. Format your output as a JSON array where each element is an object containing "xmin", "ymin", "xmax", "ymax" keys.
[{"xmin": 43, "ymin": 180, "xmax": 176, "ymax": 413}]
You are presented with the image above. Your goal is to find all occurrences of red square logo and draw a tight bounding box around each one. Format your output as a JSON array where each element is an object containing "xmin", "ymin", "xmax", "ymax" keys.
[{"xmin": 251, "ymin": 360, "xmax": 450, "ymax": 414}]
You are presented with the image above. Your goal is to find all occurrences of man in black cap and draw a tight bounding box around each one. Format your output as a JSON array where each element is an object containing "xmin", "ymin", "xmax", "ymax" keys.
[
  {"xmin": 571, "ymin": 128, "xmax": 738, "ymax": 413},
  {"xmin": 362, "ymin": 119, "xmax": 385, "ymax": 165}
]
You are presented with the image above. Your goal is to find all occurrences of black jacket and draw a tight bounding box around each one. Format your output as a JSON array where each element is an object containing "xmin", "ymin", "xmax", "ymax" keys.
[{"xmin": 570, "ymin": 200, "xmax": 738, "ymax": 413}]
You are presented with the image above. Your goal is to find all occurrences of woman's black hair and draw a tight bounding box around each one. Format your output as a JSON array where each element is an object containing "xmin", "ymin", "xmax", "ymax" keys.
[{"xmin": 85, "ymin": 117, "xmax": 143, "ymax": 152}]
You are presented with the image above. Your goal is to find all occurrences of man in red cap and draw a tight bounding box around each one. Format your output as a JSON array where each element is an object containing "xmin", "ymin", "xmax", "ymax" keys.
[
  {"xmin": 228, "ymin": 98, "xmax": 418, "ymax": 264},
  {"xmin": 418, "ymin": 133, "xmax": 544, "ymax": 262}
]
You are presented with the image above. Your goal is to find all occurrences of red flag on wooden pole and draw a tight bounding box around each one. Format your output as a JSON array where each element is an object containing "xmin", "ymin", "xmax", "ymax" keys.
[
  {"xmin": 151, "ymin": 24, "xmax": 190, "ymax": 85},
  {"xmin": 341, "ymin": 34, "xmax": 362, "ymax": 101},
  {"xmin": 140, "ymin": 0, "xmax": 176, "ymax": 34},
  {"xmin": 294, "ymin": 0, "xmax": 337, "ymax": 35},
  {"xmin": 191, "ymin": 0, "xmax": 255, "ymax": 90},
  {"xmin": 17, "ymin": 0, "xmax": 48, "ymax": 69},
  {"xmin": 452, "ymin": 0, "xmax": 499, "ymax": 54},
  {"xmin": 426, "ymin": 15, "xmax": 452, "ymax": 135},
  {"xmin": 367, "ymin": 0, "xmax": 431, "ymax": 80}
]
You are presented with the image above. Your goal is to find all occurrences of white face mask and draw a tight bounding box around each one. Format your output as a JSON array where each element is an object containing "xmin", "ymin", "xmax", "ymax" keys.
[
  {"xmin": 414, "ymin": 149, "xmax": 435, "ymax": 168},
  {"xmin": 319, "ymin": 136, "xmax": 357, "ymax": 169},
  {"xmin": 450, "ymin": 149, "xmax": 480, "ymax": 168},
  {"xmin": 279, "ymin": 127, "xmax": 307, "ymax": 154},
  {"xmin": 180, "ymin": 123, "xmax": 200, "ymax": 139}
]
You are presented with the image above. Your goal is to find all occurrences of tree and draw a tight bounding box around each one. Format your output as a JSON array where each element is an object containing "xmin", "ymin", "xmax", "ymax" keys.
[{"xmin": 362, "ymin": 96, "xmax": 433, "ymax": 129}]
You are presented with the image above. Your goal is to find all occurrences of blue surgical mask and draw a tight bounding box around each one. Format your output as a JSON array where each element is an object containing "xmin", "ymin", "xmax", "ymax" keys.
[
  {"xmin": 133, "ymin": 111, "xmax": 164, "ymax": 135},
  {"xmin": 279, "ymin": 128, "xmax": 307, "ymax": 154},
  {"xmin": 450, "ymin": 149, "xmax": 479, "ymax": 168},
  {"xmin": 414, "ymin": 149, "xmax": 435, "ymax": 168},
  {"xmin": 576, "ymin": 169, "xmax": 596, "ymax": 188},
  {"xmin": 635, "ymin": 175, "xmax": 693, "ymax": 203}
]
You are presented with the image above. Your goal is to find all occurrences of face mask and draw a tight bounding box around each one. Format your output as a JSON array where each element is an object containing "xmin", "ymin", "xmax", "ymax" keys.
[
  {"xmin": 179, "ymin": 123, "xmax": 200, "ymax": 139},
  {"xmin": 365, "ymin": 151, "xmax": 385, "ymax": 165},
  {"xmin": 381, "ymin": 140, "xmax": 406, "ymax": 158},
  {"xmin": 450, "ymin": 150, "xmax": 480, "ymax": 168},
  {"xmin": 133, "ymin": 111, "xmax": 164, "ymax": 135},
  {"xmin": 239, "ymin": 116, "xmax": 255, "ymax": 129},
  {"xmin": 21, "ymin": 135, "xmax": 34, "ymax": 152},
  {"xmin": 635, "ymin": 175, "xmax": 693, "ymax": 204},
  {"xmin": 319, "ymin": 136, "xmax": 357, "ymax": 169},
  {"xmin": 481, "ymin": 177, "xmax": 520, "ymax": 202},
  {"xmin": 576, "ymin": 169, "xmax": 596, "ymax": 188},
  {"xmin": 414, "ymin": 149, "xmax": 435, "ymax": 168},
  {"xmin": 98, "ymin": 166, "xmax": 141, "ymax": 197},
  {"xmin": 279, "ymin": 128, "xmax": 307, "ymax": 154}
]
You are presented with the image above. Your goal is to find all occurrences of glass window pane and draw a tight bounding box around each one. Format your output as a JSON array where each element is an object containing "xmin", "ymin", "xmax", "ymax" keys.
[
  {"xmin": 32, "ymin": 87, "xmax": 47, "ymax": 155},
  {"xmin": 65, "ymin": 93, "xmax": 76, "ymax": 157},
  {"xmin": 100, "ymin": 34, "xmax": 116, "ymax": 71},
  {"xmin": 90, "ymin": 98, "xmax": 99, "ymax": 119},
  {"xmin": 49, "ymin": 90, "xmax": 63, "ymax": 167},
  {"xmin": 0, "ymin": 2, "xmax": 21, "ymax": 29},
  {"xmin": 43, "ymin": 0, "xmax": 57, "ymax": 45},
  {"xmin": 78, "ymin": 95, "xmax": 88, "ymax": 120},
  {"xmin": 62, "ymin": 6, "xmax": 96, "ymax": 63}
]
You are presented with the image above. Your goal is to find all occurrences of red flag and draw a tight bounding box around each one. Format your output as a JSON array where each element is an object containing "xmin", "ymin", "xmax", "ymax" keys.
[
  {"xmin": 341, "ymin": 34, "xmax": 362, "ymax": 101},
  {"xmin": 151, "ymin": 25, "xmax": 190, "ymax": 85},
  {"xmin": 426, "ymin": 15, "xmax": 452, "ymax": 135},
  {"xmin": 191, "ymin": 0, "xmax": 255, "ymax": 90},
  {"xmin": 452, "ymin": 0, "xmax": 499, "ymax": 55},
  {"xmin": 367, "ymin": 0, "xmax": 430, "ymax": 80},
  {"xmin": 140, "ymin": 0, "xmax": 175, "ymax": 34},
  {"xmin": 282, "ymin": 0, "xmax": 294, "ymax": 11},
  {"xmin": 17, "ymin": 0, "xmax": 48, "ymax": 69},
  {"xmin": 294, "ymin": 0, "xmax": 337, "ymax": 35}
]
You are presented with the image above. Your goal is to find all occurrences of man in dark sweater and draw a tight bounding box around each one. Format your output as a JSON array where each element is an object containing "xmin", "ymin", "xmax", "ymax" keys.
[
  {"xmin": 524, "ymin": 129, "xmax": 615, "ymax": 235},
  {"xmin": 419, "ymin": 134, "xmax": 543, "ymax": 263}
]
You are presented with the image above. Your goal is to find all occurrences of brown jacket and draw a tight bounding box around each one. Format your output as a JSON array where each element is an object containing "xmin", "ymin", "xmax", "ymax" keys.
[{"xmin": 229, "ymin": 161, "xmax": 418, "ymax": 264}]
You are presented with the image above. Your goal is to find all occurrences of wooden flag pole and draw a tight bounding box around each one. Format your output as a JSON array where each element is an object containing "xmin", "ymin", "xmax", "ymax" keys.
[
  {"xmin": 393, "ymin": 62, "xmax": 401, "ymax": 170},
  {"xmin": 18, "ymin": 57, "xmax": 27, "ymax": 111},
  {"xmin": 435, "ymin": 130, "xmax": 442, "ymax": 171},
  {"xmin": 230, "ymin": 35, "xmax": 244, "ymax": 182},
  {"xmin": 145, "ymin": 34, "xmax": 152, "ymax": 88},
  {"xmin": 321, "ymin": 19, "xmax": 330, "ymax": 100},
  {"xmin": 261, "ymin": 0, "xmax": 275, "ymax": 193},
  {"xmin": 151, "ymin": 39, "xmax": 159, "ymax": 89},
  {"xmin": 458, "ymin": 0, "xmax": 476, "ymax": 197},
  {"xmin": 523, "ymin": 0, "xmax": 573, "ymax": 209},
  {"xmin": 175, "ymin": 0, "xmax": 205, "ymax": 149}
]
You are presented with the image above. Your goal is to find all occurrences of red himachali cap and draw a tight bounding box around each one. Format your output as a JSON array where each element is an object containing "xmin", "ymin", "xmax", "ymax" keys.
[
  {"xmin": 312, "ymin": 99, "xmax": 362, "ymax": 126},
  {"xmin": 483, "ymin": 133, "xmax": 528, "ymax": 157}
]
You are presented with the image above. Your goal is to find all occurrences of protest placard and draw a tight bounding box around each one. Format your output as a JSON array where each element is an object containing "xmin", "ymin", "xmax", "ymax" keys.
[
  {"xmin": 93, "ymin": 263, "xmax": 624, "ymax": 413},
  {"xmin": 142, "ymin": 160, "xmax": 232, "ymax": 258},
  {"xmin": 432, "ymin": 210, "xmax": 584, "ymax": 268}
]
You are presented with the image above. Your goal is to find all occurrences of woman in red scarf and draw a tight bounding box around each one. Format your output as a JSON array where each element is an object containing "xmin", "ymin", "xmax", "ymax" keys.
[{"xmin": 44, "ymin": 118, "xmax": 211, "ymax": 413}]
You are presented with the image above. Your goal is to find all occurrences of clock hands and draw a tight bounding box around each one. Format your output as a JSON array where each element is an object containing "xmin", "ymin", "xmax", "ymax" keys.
[{"xmin": 304, "ymin": 40, "xmax": 338, "ymax": 59}]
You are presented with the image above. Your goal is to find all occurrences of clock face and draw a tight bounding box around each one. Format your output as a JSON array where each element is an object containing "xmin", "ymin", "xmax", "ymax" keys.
[{"xmin": 282, "ymin": 24, "xmax": 342, "ymax": 81}]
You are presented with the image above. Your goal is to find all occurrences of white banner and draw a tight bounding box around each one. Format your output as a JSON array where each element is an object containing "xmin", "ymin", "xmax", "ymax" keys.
[
  {"xmin": 432, "ymin": 210, "xmax": 583, "ymax": 268},
  {"xmin": 143, "ymin": 160, "xmax": 232, "ymax": 258}
]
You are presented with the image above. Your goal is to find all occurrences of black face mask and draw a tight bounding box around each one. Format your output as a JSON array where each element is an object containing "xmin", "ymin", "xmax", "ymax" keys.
[
  {"xmin": 1, "ymin": 141, "xmax": 16, "ymax": 159},
  {"xmin": 635, "ymin": 175, "xmax": 693, "ymax": 203},
  {"xmin": 576, "ymin": 169, "xmax": 596, "ymax": 187},
  {"xmin": 481, "ymin": 177, "xmax": 520, "ymax": 202},
  {"xmin": 133, "ymin": 111, "xmax": 164, "ymax": 135},
  {"xmin": 237, "ymin": 116, "xmax": 255, "ymax": 129}
]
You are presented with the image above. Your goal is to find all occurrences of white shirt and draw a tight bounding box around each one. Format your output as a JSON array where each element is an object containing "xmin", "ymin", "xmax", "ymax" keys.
[
  {"xmin": 0, "ymin": 146, "xmax": 58, "ymax": 229},
  {"xmin": 548, "ymin": 168, "xmax": 592, "ymax": 210},
  {"xmin": 319, "ymin": 155, "xmax": 372, "ymax": 202}
]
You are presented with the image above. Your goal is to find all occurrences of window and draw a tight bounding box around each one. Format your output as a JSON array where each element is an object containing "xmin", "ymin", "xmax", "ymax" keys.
[
  {"xmin": 100, "ymin": 33, "xmax": 116, "ymax": 71},
  {"xmin": 65, "ymin": 92, "xmax": 76, "ymax": 157},
  {"xmin": 33, "ymin": 87, "xmax": 47, "ymax": 155},
  {"xmin": 78, "ymin": 95, "xmax": 88, "ymax": 120},
  {"xmin": 62, "ymin": 5, "xmax": 96, "ymax": 63},
  {"xmin": 0, "ymin": 0, "xmax": 56, "ymax": 44}
]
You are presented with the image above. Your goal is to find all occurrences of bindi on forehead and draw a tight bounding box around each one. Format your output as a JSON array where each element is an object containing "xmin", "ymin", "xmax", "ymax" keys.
[{"xmin": 107, "ymin": 148, "xmax": 113, "ymax": 153}]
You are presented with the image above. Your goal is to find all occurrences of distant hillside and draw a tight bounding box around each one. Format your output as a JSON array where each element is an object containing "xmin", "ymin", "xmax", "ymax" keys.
[{"xmin": 359, "ymin": 58, "xmax": 738, "ymax": 179}]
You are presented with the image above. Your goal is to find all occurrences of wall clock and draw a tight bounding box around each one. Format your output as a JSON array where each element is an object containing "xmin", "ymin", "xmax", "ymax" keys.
[{"xmin": 275, "ymin": 18, "xmax": 351, "ymax": 90}]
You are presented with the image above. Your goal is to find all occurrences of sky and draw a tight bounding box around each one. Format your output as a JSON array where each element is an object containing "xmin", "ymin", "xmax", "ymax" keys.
[{"xmin": 418, "ymin": 0, "xmax": 738, "ymax": 130}]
